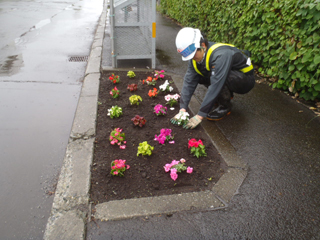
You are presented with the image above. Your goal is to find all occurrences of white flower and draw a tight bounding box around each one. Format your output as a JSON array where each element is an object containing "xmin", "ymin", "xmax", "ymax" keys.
[
  {"xmin": 165, "ymin": 95, "xmax": 171, "ymax": 101},
  {"xmin": 170, "ymin": 107, "xmax": 175, "ymax": 110},
  {"xmin": 173, "ymin": 94, "xmax": 180, "ymax": 100},
  {"xmin": 159, "ymin": 84, "xmax": 166, "ymax": 91},
  {"xmin": 169, "ymin": 86, "xmax": 174, "ymax": 92},
  {"xmin": 160, "ymin": 80, "xmax": 170, "ymax": 91}
]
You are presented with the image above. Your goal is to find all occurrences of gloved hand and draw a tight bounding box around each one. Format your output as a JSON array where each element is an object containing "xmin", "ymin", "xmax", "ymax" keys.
[
  {"xmin": 170, "ymin": 110, "xmax": 185, "ymax": 125},
  {"xmin": 183, "ymin": 115, "xmax": 202, "ymax": 129}
]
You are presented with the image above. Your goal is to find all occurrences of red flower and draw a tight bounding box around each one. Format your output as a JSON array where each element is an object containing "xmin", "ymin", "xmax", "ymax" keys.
[{"xmin": 188, "ymin": 138, "xmax": 203, "ymax": 148}]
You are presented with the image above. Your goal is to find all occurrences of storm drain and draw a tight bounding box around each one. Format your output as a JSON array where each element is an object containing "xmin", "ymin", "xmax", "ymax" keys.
[{"xmin": 68, "ymin": 56, "xmax": 89, "ymax": 62}]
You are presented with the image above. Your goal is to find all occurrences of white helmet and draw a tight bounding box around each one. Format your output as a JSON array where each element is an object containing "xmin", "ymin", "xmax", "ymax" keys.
[{"xmin": 175, "ymin": 27, "xmax": 202, "ymax": 61}]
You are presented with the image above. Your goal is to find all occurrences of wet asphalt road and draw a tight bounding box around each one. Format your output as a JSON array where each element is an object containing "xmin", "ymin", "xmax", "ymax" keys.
[
  {"xmin": 0, "ymin": 0, "xmax": 102, "ymax": 239},
  {"xmin": 87, "ymin": 10, "xmax": 320, "ymax": 239}
]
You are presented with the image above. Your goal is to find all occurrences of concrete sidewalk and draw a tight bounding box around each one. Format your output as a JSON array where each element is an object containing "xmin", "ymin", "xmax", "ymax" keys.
[{"xmin": 45, "ymin": 3, "xmax": 320, "ymax": 240}]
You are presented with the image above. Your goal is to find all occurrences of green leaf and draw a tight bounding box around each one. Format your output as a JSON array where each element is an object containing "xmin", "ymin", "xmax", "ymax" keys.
[
  {"xmin": 296, "ymin": 63, "xmax": 305, "ymax": 71},
  {"xmin": 289, "ymin": 65, "xmax": 295, "ymax": 71},
  {"xmin": 302, "ymin": 51, "xmax": 313, "ymax": 63},
  {"xmin": 289, "ymin": 52, "xmax": 298, "ymax": 60},
  {"xmin": 314, "ymin": 83, "xmax": 320, "ymax": 91},
  {"xmin": 305, "ymin": 36, "xmax": 313, "ymax": 45},
  {"xmin": 314, "ymin": 55, "xmax": 320, "ymax": 65}
]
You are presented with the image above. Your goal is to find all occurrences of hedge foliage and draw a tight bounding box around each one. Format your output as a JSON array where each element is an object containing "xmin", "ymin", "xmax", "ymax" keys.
[{"xmin": 159, "ymin": 0, "xmax": 320, "ymax": 101}]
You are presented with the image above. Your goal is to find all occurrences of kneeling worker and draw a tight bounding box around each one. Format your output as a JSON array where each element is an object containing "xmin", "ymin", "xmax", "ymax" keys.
[{"xmin": 171, "ymin": 27, "xmax": 255, "ymax": 129}]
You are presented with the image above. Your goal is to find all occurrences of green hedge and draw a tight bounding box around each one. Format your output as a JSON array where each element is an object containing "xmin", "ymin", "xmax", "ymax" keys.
[{"xmin": 159, "ymin": 0, "xmax": 320, "ymax": 101}]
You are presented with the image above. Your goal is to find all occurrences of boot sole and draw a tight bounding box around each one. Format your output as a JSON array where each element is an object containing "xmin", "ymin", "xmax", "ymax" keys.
[{"xmin": 206, "ymin": 111, "xmax": 231, "ymax": 121}]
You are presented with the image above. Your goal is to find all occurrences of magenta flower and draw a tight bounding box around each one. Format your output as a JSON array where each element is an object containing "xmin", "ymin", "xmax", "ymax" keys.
[
  {"xmin": 154, "ymin": 104, "xmax": 167, "ymax": 116},
  {"xmin": 154, "ymin": 128, "xmax": 173, "ymax": 145}
]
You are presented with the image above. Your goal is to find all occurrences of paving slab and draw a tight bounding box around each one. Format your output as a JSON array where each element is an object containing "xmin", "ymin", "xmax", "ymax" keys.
[{"xmin": 95, "ymin": 191, "xmax": 224, "ymax": 221}]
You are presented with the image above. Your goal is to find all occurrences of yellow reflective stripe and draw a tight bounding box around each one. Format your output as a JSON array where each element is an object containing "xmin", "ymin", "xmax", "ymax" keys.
[
  {"xmin": 192, "ymin": 60, "xmax": 204, "ymax": 76},
  {"xmin": 206, "ymin": 43, "xmax": 235, "ymax": 71},
  {"xmin": 193, "ymin": 43, "xmax": 253, "ymax": 75},
  {"xmin": 240, "ymin": 64, "xmax": 253, "ymax": 73}
]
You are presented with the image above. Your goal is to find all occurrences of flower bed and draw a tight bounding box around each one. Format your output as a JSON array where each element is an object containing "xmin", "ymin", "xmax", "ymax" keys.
[{"xmin": 90, "ymin": 70, "xmax": 226, "ymax": 203}]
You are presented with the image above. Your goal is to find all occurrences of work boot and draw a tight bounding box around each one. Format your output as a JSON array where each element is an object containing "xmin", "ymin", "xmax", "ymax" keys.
[
  {"xmin": 207, "ymin": 85, "xmax": 232, "ymax": 121},
  {"xmin": 206, "ymin": 104, "xmax": 232, "ymax": 121}
]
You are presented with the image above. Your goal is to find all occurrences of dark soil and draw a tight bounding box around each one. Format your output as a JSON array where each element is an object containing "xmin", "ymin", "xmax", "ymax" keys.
[{"xmin": 90, "ymin": 70, "xmax": 226, "ymax": 204}]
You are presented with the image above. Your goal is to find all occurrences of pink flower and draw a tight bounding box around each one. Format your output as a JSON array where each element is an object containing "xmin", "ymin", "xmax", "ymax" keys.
[
  {"xmin": 114, "ymin": 171, "xmax": 118, "ymax": 175},
  {"xmin": 119, "ymin": 145, "xmax": 126, "ymax": 149},
  {"xmin": 114, "ymin": 132, "xmax": 119, "ymax": 136},
  {"xmin": 170, "ymin": 170, "xmax": 178, "ymax": 181},
  {"xmin": 187, "ymin": 167, "xmax": 193, "ymax": 174},
  {"xmin": 110, "ymin": 91, "xmax": 112, "ymax": 95},
  {"xmin": 159, "ymin": 74, "xmax": 164, "ymax": 78},
  {"xmin": 180, "ymin": 158, "xmax": 186, "ymax": 163},
  {"xmin": 171, "ymin": 160, "xmax": 180, "ymax": 166},
  {"xmin": 124, "ymin": 141, "xmax": 126, "ymax": 144},
  {"xmin": 110, "ymin": 136, "xmax": 113, "ymax": 140},
  {"xmin": 126, "ymin": 165, "xmax": 130, "ymax": 169},
  {"xmin": 110, "ymin": 140, "xmax": 115, "ymax": 145},
  {"xmin": 164, "ymin": 164, "xmax": 172, "ymax": 172},
  {"xmin": 169, "ymin": 141, "xmax": 175, "ymax": 144},
  {"xmin": 170, "ymin": 168, "xmax": 177, "ymax": 174}
]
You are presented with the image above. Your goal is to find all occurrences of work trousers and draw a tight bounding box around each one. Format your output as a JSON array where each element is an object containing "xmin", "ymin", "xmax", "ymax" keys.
[{"xmin": 200, "ymin": 70, "xmax": 255, "ymax": 107}]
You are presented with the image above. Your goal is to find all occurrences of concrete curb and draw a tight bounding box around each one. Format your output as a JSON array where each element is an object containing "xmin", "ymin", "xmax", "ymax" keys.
[{"xmin": 43, "ymin": 5, "xmax": 107, "ymax": 240}]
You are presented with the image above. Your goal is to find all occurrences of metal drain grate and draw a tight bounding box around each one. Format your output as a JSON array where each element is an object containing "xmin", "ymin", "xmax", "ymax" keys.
[{"xmin": 68, "ymin": 56, "xmax": 89, "ymax": 62}]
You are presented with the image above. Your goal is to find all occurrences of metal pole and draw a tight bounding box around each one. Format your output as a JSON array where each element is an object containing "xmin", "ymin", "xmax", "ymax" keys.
[{"xmin": 152, "ymin": 0, "xmax": 156, "ymax": 69}]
